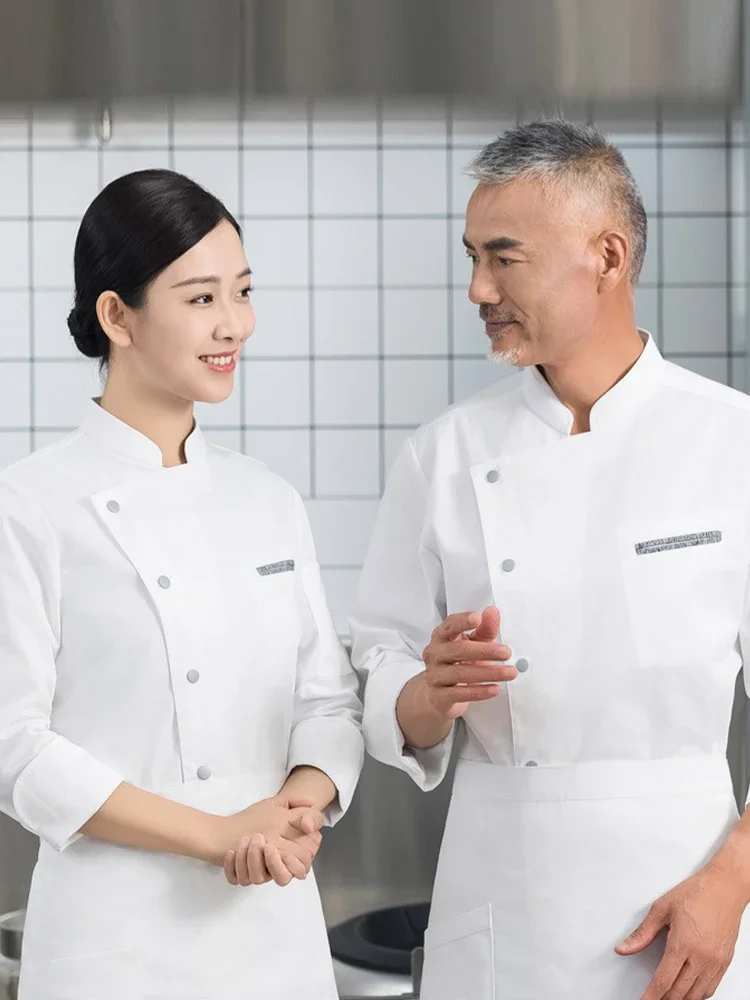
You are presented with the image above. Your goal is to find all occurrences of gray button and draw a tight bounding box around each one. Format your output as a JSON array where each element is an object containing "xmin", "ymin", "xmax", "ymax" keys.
[
  {"xmin": 486, "ymin": 469, "xmax": 500, "ymax": 484},
  {"xmin": 197, "ymin": 765, "xmax": 211, "ymax": 780},
  {"xmin": 186, "ymin": 669, "xmax": 200, "ymax": 684},
  {"xmin": 501, "ymin": 558, "xmax": 515, "ymax": 572},
  {"xmin": 157, "ymin": 575, "xmax": 171, "ymax": 589},
  {"xmin": 516, "ymin": 657, "xmax": 529, "ymax": 673},
  {"xmin": 106, "ymin": 500, "xmax": 120, "ymax": 514},
  {"xmin": 525, "ymin": 760, "xmax": 538, "ymax": 767}
]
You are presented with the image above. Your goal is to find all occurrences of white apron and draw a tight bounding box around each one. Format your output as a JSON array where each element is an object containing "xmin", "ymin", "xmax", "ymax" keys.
[
  {"xmin": 421, "ymin": 757, "xmax": 750, "ymax": 1000},
  {"xmin": 352, "ymin": 334, "xmax": 750, "ymax": 999},
  {"xmin": 18, "ymin": 773, "xmax": 337, "ymax": 1000}
]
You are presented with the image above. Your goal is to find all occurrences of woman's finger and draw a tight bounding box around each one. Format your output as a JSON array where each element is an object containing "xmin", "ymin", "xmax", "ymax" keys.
[
  {"xmin": 223, "ymin": 849, "xmax": 239, "ymax": 886},
  {"xmin": 264, "ymin": 842, "xmax": 294, "ymax": 887},
  {"xmin": 289, "ymin": 808, "xmax": 325, "ymax": 835},
  {"xmin": 234, "ymin": 836, "xmax": 251, "ymax": 887},
  {"xmin": 248, "ymin": 834, "xmax": 270, "ymax": 884},
  {"xmin": 279, "ymin": 851, "xmax": 308, "ymax": 880}
]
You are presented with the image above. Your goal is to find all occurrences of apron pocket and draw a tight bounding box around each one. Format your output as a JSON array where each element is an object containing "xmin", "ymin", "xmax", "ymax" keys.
[
  {"xmin": 41, "ymin": 947, "xmax": 139, "ymax": 999},
  {"xmin": 421, "ymin": 903, "xmax": 495, "ymax": 1000}
]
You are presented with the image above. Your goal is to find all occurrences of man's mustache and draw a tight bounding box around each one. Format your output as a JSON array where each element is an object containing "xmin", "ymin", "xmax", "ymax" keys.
[{"xmin": 480, "ymin": 305, "xmax": 519, "ymax": 324}]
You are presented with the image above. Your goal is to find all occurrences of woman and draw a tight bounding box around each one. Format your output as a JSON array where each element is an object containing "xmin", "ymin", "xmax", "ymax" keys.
[{"xmin": 0, "ymin": 169, "xmax": 364, "ymax": 999}]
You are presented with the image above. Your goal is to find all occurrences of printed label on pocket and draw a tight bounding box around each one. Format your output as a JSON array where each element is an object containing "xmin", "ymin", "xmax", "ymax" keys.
[
  {"xmin": 635, "ymin": 530, "xmax": 721, "ymax": 555},
  {"xmin": 256, "ymin": 559, "xmax": 295, "ymax": 576}
]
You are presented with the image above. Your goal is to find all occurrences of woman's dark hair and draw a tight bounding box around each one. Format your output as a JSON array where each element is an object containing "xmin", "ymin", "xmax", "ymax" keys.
[{"xmin": 67, "ymin": 169, "xmax": 242, "ymax": 366}]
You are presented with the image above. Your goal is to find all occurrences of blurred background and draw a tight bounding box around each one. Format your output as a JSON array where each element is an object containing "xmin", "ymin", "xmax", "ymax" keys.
[{"xmin": 0, "ymin": 2, "xmax": 749, "ymax": 996}]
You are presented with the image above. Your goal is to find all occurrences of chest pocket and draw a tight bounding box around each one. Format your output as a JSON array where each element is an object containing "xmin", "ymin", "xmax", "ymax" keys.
[{"xmin": 618, "ymin": 509, "xmax": 746, "ymax": 669}]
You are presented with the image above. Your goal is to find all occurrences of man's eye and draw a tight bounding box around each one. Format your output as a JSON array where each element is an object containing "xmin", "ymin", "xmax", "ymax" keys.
[{"xmin": 465, "ymin": 253, "xmax": 479, "ymax": 265}]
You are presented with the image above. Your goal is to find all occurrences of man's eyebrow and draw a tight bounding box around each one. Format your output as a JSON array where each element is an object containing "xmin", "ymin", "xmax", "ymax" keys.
[{"xmin": 462, "ymin": 234, "xmax": 524, "ymax": 252}]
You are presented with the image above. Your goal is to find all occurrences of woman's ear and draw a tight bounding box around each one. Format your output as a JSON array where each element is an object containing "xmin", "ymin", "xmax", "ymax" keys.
[{"xmin": 96, "ymin": 291, "xmax": 133, "ymax": 350}]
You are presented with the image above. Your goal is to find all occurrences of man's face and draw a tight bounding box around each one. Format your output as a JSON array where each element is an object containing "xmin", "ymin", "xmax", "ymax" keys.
[{"xmin": 463, "ymin": 178, "xmax": 605, "ymax": 368}]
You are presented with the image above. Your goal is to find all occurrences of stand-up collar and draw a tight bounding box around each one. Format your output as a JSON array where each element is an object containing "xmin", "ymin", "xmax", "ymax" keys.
[
  {"xmin": 520, "ymin": 330, "xmax": 663, "ymax": 435},
  {"xmin": 80, "ymin": 399, "xmax": 208, "ymax": 468}
]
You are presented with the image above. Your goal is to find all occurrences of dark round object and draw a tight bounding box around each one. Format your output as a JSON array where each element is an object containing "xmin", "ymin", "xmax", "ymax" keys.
[
  {"xmin": 0, "ymin": 910, "xmax": 24, "ymax": 961},
  {"xmin": 328, "ymin": 902, "xmax": 430, "ymax": 975}
]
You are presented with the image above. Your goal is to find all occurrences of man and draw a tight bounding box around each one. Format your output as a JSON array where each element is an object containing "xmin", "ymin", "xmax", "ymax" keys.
[{"xmin": 350, "ymin": 119, "xmax": 750, "ymax": 1000}]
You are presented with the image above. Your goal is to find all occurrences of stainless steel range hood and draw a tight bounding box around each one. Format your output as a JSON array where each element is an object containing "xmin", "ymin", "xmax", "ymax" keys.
[{"xmin": 0, "ymin": 0, "xmax": 742, "ymax": 109}]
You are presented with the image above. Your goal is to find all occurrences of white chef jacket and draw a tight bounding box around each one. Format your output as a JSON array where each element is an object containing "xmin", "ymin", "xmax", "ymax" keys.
[
  {"xmin": 0, "ymin": 399, "xmax": 363, "ymax": 1000},
  {"xmin": 350, "ymin": 331, "xmax": 750, "ymax": 1000}
]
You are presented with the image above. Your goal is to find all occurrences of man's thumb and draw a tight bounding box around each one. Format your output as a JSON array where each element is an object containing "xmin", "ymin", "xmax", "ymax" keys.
[
  {"xmin": 473, "ymin": 605, "xmax": 501, "ymax": 641},
  {"xmin": 615, "ymin": 904, "xmax": 668, "ymax": 955}
]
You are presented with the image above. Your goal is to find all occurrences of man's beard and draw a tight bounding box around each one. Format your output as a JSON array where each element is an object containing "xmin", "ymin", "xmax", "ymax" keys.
[{"xmin": 488, "ymin": 341, "xmax": 523, "ymax": 367}]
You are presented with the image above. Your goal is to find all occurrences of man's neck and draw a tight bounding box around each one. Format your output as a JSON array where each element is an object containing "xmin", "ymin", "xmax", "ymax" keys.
[{"xmin": 538, "ymin": 322, "xmax": 645, "ymax": 435}]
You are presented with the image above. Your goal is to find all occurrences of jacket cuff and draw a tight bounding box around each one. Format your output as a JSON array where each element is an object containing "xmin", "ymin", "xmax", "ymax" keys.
[
  {"xmin": 363, "ymin": 660, "xmax": 455, "ymax": 791},
  {"xmin": 287, "ymin": 717, "xmax": 365, "ymax": 826},
  {"xmin": 12, "ymin": 735, "xmax": 124, "ymax": 851}
]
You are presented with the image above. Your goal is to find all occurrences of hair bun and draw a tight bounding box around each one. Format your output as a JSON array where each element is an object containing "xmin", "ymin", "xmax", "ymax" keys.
[{"xmin": 67, "ymin": 305, "xmax": 105, "ymax": 360}]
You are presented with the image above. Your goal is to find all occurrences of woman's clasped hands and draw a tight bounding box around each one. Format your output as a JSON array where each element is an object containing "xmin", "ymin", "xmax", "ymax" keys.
[{"xmin": 217, "ymin": 794, "xmax": 325, "ymax": 888}]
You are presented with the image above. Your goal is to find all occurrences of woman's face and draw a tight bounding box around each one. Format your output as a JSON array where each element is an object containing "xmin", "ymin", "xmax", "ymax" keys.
[{"xmin": 117, "ymin": 220, "xmax": 255, "ymax": 405}]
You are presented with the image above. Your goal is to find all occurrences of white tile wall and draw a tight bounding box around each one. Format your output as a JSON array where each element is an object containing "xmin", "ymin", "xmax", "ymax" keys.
[{"xmin": 0, "ymin": 101, "xmax": 745, "ymax": 634}]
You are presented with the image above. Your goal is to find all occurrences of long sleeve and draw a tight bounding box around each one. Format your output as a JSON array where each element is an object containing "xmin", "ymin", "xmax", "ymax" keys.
[
  {"xmin": 349, "ymin": 438, "xmax": 455, "ymax": 791},
  {"xmin": 0, "ymin": 481, "xmax": 124, "ymax": 851},
  {"xmin": 286, "ymin": 492, "xmax": 364, "ymax": 826}
]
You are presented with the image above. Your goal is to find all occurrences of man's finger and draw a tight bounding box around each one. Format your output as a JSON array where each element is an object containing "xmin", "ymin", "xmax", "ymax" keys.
[
  {"xmin": 658, "ymin": 959, "xmax": 700, "ymax": 1000},
  {"xmin": 616, "ymin": 901, "xmax": 669, "ymax": 954},
  {"xmin": 429, "ymin": 663, "xmax": 517, "ymax": 687},
  {"xmin": 683, "ymin": 965, "xmax": 720, "ymax": 1000},
  {"xmin": 434, "ymin": 685, "xmax": 501, "ymax": 710},
  {"xmin": 473, "ymin": 606, "xmax": 501, "ymax": 641},
  {"xmin": 638, "ymin": 948, "xmax": 686, "ymax": 1000},
  {"xmin": 434, "ymin": 611, "xmax": 482, "ymax": 643},
  {"xmin": 433, "ymin": 639, "xmax": 512, "ymax": 665}
]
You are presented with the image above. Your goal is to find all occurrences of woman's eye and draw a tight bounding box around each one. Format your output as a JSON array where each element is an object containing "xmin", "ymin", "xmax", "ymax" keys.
[
  {"xmin": 191, "ymin": 294, "xmax": 213, "ymax": 305},
  {"xmin": 238, "ymin": 285, "xmax": 253, "ymax": 299}
]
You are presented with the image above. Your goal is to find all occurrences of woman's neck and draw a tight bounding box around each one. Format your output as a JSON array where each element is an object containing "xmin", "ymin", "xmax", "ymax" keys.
[{"xmin": 99, "ymin": 379, "xmax": 195, "ymax": 468}]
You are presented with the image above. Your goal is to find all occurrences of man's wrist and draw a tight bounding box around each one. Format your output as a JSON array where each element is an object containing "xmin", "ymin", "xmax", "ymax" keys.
[
  {"xmin": 708, "ymin": 824, "xmax": 750, "ymax": 906},
  {"xmin": 397, "ymin": 673, "xmax": 453, "ymax": 750}
]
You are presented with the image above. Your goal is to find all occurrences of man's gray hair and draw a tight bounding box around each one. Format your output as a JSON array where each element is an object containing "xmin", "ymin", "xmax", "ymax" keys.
[{"xmin": 468, "ymin": 119, "xmax": 647, "ymax": 284}]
